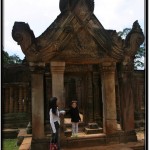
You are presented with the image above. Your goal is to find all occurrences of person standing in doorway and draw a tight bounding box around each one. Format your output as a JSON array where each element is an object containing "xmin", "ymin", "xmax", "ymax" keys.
[{"xmin": 68, "ymin": 100, "xmax": 81, "ymax": 137}]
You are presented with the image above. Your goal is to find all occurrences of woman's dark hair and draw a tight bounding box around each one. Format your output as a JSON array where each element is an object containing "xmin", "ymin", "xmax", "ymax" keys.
[{"xmin": 49, "ymin": 97, "xmax": 58, "ymax": 115}]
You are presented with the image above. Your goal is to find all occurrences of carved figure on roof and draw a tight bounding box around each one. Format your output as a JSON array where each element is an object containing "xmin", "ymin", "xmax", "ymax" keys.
[
  {"xmin": 124, "ymin": 20, "xmax": 145, "ymax": 57},
  {"xmin": 12, "ymin": 22, "xmax": 40, "ymax": 62}
]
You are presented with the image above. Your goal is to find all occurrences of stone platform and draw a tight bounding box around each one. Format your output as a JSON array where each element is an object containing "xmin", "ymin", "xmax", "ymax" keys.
[
  {"xmin": 61, "ymin": 130, "xmax": 138, "ymax": 148},
  {"xmin": 62, "ymin": 141, "xmax": 145, "ymax": 150},
  {"xmin": 17, "ymin": 127, "xmax": 144, "ymax": 150}
]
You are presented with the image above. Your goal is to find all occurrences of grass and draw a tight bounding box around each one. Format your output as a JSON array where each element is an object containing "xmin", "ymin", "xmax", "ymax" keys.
[{"xmin": 2, "ymin": 139, "xmax": 19, "ymax": 150}]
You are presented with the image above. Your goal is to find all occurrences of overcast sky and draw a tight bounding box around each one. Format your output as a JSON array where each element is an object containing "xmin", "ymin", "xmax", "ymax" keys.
[{"xmin": 3, "ymin": 0, "xmax": 145, "ymax": 59}]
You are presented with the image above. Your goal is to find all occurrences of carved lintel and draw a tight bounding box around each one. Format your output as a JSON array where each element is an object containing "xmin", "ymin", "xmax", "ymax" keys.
[{"xmin": 29, "ymin": 62, "xmax": 45, "ymax": 74}]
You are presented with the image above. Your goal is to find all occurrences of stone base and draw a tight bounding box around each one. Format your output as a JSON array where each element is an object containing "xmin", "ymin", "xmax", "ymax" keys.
[
  {"xmin": 84, "ymin": 123, "xmax": 103, "ymax": 134},
  {"xmin": 85, "ymin": 127, "xmax": 103, "ymax": 134},
  {"xmin": 31, "ymin": 138, "xmax": 49, "ymax": 150},
  {"xmin": 87, "ymin": 123, "xmax": 99, "ymax": 129}
]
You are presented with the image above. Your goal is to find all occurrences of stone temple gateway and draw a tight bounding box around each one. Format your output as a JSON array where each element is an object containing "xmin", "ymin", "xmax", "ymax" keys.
[{"xmin": 12, "ymin": 0, "xmax": 144, "ymax": 149}]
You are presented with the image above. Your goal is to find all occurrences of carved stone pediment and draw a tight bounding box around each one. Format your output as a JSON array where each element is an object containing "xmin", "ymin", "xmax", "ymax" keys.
[
  {"xmin": 51, "ymin": 26, "xmax": 107, "ymax": 63},
  {"xmin": 12, "ymin": 1, "xmax": 144, "ymax": 65}
]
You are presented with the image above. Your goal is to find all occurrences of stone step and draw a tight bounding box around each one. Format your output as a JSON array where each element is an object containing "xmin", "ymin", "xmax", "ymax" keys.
[
  {"xmin": 19, "ymin": 137, "xmax": 32, "ymax": 150},
  {"xmin": 62, "ymin": 131, "xmax": 138, "ymax": 148}
]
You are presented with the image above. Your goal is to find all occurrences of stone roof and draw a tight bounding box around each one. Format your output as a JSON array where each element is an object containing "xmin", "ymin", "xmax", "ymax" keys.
[{"xmin": 12, "ymin": 0, "xmax": 144, "ymax": 64}]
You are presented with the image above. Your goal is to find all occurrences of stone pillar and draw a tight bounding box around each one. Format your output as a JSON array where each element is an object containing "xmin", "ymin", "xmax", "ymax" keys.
[
  {"xmin": 29, "ymin": 62, "xmax": 45, "ymax": 139},
  {"xmin": 50, "ymin": 61, "xmax": 65, "ymax": 146},
  {"xmin": 50, "ymin": 62, "xmax": 65, "ymax": 109},
  {"xmin": 100, "ymin": 62, "xmax": 117, "ymax": 134},
  {"xmin": 119, "ymin": 63, "xmax": 135, "ymax": 131}
]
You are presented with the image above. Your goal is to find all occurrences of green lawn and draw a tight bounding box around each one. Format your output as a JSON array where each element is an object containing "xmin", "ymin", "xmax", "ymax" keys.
[{"xmin": 2, "ymin": 139, "xmax": 19, "ymax": 150}]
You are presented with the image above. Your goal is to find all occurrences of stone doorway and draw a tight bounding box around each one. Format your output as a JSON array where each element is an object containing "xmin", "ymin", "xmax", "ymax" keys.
[{"xmin": 64, "ymin": 73, "xmax": 85, "ymax": 114}]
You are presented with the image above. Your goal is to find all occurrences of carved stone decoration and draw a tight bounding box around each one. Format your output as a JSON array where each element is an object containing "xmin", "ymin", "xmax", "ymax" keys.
[
  {"xmin": 12, "ymin": 22, "xmax": 40, "ymax": 62},
  {"xmin": 12, "ymin": 22, "xmax": 60, "ymax": 62},
  {"xmin": 124, "ymin": 20, "xmax": 145, "ymax": 57},
  {"xmin": 59, "ymin": 0, "xmax": 94, "ymax": 13},
  {"xmin": 107, "ymin": 30, "xmax": 125, "ymax": 60},
  {"xmin": 106, "ymin": 20, "xmax": 144, "ymax": 62},
  {"xmin": 119, "ymin": 64, "xmax": 135, "ymax": 131}
]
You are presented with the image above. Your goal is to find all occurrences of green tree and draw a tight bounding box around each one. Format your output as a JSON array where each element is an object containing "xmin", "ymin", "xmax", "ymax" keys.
[
  {"xmin": 2, "ymin": 50, "xmax": 10, "ymax": 64},
  {"xmin": 117, "ymin": 28, "xmax": 145, "ymax": 70},
  {"xmin": 134, "ymin": 44, "xmax": 145, "ymax": 70},
  {"xmin": 2, "ymin": 50, "xmax": 22, "ymax": 64}
]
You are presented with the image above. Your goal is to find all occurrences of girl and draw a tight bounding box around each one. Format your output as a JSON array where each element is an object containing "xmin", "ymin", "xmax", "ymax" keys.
[
  {"xmin": 68, "ymin": 100, "xmax": 81, "ymax": 137},
  {"xmin": 49, "ymin": 97, "xmax": 60, "ymax": 150}
]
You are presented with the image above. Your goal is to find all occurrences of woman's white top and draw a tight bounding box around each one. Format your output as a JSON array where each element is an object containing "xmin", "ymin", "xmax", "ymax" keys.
[{"xmin": 49, "ymin": 108, "xmax": 60, "ymax": 133}]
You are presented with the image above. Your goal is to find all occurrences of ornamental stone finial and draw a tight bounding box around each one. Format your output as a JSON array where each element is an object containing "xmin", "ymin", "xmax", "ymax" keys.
[{"xmin": 59, "ymin": 0, "xmax": 94, "ymax": 13}]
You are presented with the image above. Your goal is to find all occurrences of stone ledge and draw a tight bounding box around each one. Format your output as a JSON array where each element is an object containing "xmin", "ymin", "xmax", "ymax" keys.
[
  {"xmin": 19, "ymin": 137, "xmax": 32, "ymax": 150},
  {"xmin": 2, "ymin": 128, "xmax": 19, "ymax": 139}
]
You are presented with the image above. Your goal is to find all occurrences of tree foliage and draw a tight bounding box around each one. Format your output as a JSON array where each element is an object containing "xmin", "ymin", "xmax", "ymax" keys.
[
  {"xmin": 117, "ymin": 28, "xmax": 145, "ymax": 70},
  {"xmin": 2, "ymin": 50, "xmax": 22, "ymax": 64}
]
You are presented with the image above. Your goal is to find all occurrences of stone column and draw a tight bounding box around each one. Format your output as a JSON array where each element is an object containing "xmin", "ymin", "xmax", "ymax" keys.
[
  {"xmin": 119, "ymin": 63, "xmax": 135, "ymax": 131},
  {"xmin": 29, "ymin": 62, "xmax": 45, "ymax": 139},
  {"xmin": 100, "ymin": 62, "xmax": 117, "ymax": 134},
  {"xmin": 50, "ymin": 62, "xmax": 65, "ymax": 109},
  {"xmin": 50, "ymin": 61, "xmax": 65, "ymax": 146}
]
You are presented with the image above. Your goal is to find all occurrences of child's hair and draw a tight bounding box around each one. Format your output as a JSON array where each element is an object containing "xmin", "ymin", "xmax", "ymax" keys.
[{"xmin": 49, "ymin": 97, "xmax": 58, "ymax": 115}]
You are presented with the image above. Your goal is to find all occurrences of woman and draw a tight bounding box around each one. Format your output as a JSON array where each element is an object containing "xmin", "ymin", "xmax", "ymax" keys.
[{"xmin": 49, "ymin": 97, "xmax": 60, "ymax": 150}]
